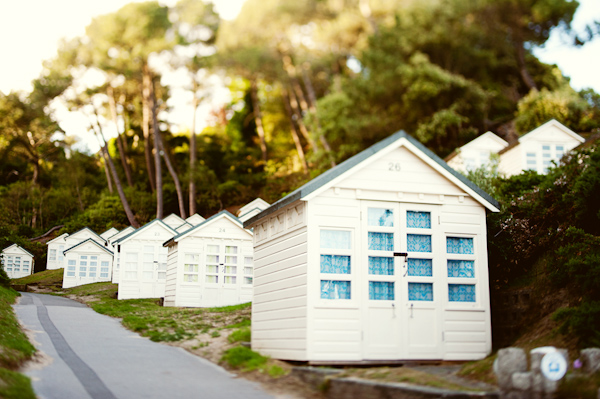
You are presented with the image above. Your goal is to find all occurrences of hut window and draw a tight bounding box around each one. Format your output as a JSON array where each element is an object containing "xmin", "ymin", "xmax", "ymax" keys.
[
  {"xmin": 158, "ymin": 254, "xmax": 167, "ymax": 279},
  {"xmin": 368, "ymin": 208, "xmax": 394, "ymax": 227},
  {"xmin": 408, "ymin": 282, "xmax": 433, "ymax": 301},
  {"xmin": 369, "ymin": 281, "xmax": 394, "ymax": 300},
  {"xmin": 58, "ymin": 245, "xmax": 64, "ymax": 262},
  {"xmin": 368, "ymin": 256, "xmax": 393, "ymax": 275},
  {"xmin": 244, "ymin": 257, "xmax": 253, "ymax": 284},
  {"xmin": 184, "ymin": 254, "xmax": 199, "ymax": 283},
  {"xmin": 90, "ymin": 256, "xmax": 98, "ymax": 267},
  {"xmin": 143, "ymin": 248, "xmax": 154, "ymax": 280},
  {"xmin": 368, "ymin": 232, "xmax": 393, "ymax": 251},
  {"xmin": 224, "ymin": 253, "xmax": 238, "ymax": 284},
  {"xmin": 407, "ymin": 211, "xmax": 431, "ymax": 229},
  {"xmin": 446, "ymin": 237, "xmax": 474, "ymax": 254},
  {"xmin": 225, "ymin": 246, "xmax": 238, "ymax": 254},
  {"xmin": 407, "ymin": 258, "xmax": 432, "ymax": 276},
  {"xmin": 79, "ymin": 255, "xmax": 88, "ymax": 266},
  {"xmin": 49, "ymin": 249, "xmax": 57, "ymax": 261},
  {"xmin": 100, "ymin": 261, "xmax": 110, "ymax": 278},
  {"xmin": 79, "ymin": 266, "xmax": 87, "ymax": 277},
  {"xmin": 447, "ymin": 260, "xmax": 474, "ymax": 278},
  {"xmin": 67, "ymin": 260, "xmax": 76, "ymax": 276},
  {"xmin": 125, "ymin": 252, "xmax": 138, "ymax": 279},
  {"xmin": 206, "ymin": 252, "xmax": 219, "ymax": 284},
  {"xmin": 320, "ymin": 230, "xmax": 351, "ymax": 249},
  {"xmin": 320, "ymin": 280, "xmax": 351, "ymax": 300},
  {"xmin": 407, "ymin": 234, "xmax": 432, "ymax": 252},
  {"xmin": 89, "ymin": 266, "xmax": 97, "ymax": 277},
  {"xmin": 448, "ymin": 284, "xmax": 476, "ymax": 302},
  {"xmin": 320, "ymin": 255, "xmax": 351, "ymax": 274}
]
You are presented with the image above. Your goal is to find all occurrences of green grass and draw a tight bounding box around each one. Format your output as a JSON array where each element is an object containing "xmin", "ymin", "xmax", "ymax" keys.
[
  {"xmin": 221, "ymin": 346, "xmax": 268, "ymax": 371},
  {"xmin": 557, "ymin": 371, "xmax": 600, "ymax": 399},
  {"xmin": 458, "ymin": 354, "xmax": 498, "ymax": 386},
  {"xmin": 11, "ymin": 268, "xmax": 63, "ymax": 286},
  {"xmin": 228, "ymin": 327, "xmax": 251, "ymax": 343},
  {"xmin": 0, "ymin": 287, "xmax": 36, "ymax": 398}
]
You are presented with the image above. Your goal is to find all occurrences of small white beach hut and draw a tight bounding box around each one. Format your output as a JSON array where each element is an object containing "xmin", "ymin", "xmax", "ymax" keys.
[
  {"xmin": 186, "ymin": 213, "xmax": 206, "ymax": 226},
  {"xmin": 108, "ymin": 226, "xmax": 136, "ymax": 283},
  {"xmin": 162, "ymin": 211, "xmax": 254, "ymax": 308},
  {"xmin": 237, "ymin": 198, "xmax": 270, "ymax": 223},
  {"xmin": 62, "ymin": 239, "xmax": 113, "ymax": 288},
  {"xmin": 114, "ymin": 219, "xmax": 177, "ymax": 300},
  {"xmin": 244, "ymin": 131, "xmax": 500, "ymax": 363},
  {"xmin": 1, "ymin": 244, "xmax": 35, "ymax": 279},
  {"xmin": 100, "ymin": 227, "xmax": 119, "ymax": 240},
  {"xmin": 46, "ymin": 227, "xmax": 106, "ymax": 270}
]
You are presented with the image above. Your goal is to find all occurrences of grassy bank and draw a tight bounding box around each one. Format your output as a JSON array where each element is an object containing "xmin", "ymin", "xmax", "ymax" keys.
[{"xmin": 0, "ymin": 286, "xmax": 37, "ymax": 399}]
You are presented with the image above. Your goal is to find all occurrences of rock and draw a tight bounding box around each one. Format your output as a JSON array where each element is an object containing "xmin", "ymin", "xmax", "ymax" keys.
[{"xmin": 581, "ymin": 348, "xmax": 600, "ymax": 374}]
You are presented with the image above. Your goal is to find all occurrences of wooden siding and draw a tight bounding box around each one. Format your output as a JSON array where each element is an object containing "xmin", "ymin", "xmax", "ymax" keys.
[
  {"xmin": 252, "ymin": 202, "xmax": 308, "ymax": 360},
  {"xmin": 164, "ymin": 244, "xmax": 179, "ymax": 307}
]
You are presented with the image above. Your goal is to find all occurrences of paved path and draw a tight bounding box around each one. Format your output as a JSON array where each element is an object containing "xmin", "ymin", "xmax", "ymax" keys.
[{"xmin": 14, "ymin": 292, "xmax": 274, "ymax": 399}]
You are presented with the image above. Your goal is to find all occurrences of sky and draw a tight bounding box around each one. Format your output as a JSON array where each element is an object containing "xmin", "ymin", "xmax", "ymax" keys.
[{"xmin": 0, "ymin": 0, "xmax": 599, "ymax": 153}]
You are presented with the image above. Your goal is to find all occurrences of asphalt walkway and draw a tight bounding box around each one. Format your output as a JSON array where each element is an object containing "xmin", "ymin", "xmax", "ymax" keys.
[{"xmin": 14, "ymin": 292, "xmax": 274, "ymax": 399}]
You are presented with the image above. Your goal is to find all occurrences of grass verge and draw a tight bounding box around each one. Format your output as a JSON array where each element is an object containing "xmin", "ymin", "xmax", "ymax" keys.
[
  {"xmin": 11, "ymin": 268, "xmax": 63, "ymax": 288},
  {"xmin": 221, "ymin": 346, "xmax": 287, "ymax": 378},
  {"xmin": 0, "ymin": 286, "xmax": 36, "ymax": 399}
]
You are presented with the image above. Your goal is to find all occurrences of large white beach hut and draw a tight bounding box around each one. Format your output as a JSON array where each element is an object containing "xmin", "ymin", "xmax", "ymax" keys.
[
  {"xmin": 244, "ymin": 130, "xmax": 500, "ymax": 363},
  {"xmin": 114, "ymin": 219, "xmax": 177, "ymax": 300},
  {"xmin": 108, "ymin": 226, "xmax": 136, "ymax": 283},
  {"xmin": 162, "ymin": 211, "xmax": 254, "ymax": 308},
  {"xmin": 46, "ymin": 227, "xmax": 106, "ymax": 270},
  {"xmin": 1, "ymin": 244, "xmax": 35, "ymax": 279},
  {"xmin": 62, "ymin": 239, "xmax": 113, "ymax": 288}
]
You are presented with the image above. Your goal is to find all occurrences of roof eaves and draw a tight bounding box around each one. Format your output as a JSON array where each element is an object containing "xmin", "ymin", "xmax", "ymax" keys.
[
  {"xmin": 166, "ymin": 210, "xmax": 246, "ymax": 246},
  {"xmin": 63, "ymin": 238, "xmax": 113, "ymax": 256}
]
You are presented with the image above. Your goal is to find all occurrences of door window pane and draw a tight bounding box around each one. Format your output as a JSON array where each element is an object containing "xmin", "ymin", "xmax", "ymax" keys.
[
  {"xmin": 369, "ymin": 281, "xmax": 394, "ymax": 300},
  {"xmin": 244, "ymin": 277, "xmax": 253, "ymax": 284},
  {"xmin": 207, "ymin": 245, "xmax": 219, "ymax": 253},
  {"xmin": 448, "ymin": 284, "xmax": 476, "ymax": 302},
  {"xmin": 206, "ymin": 275, "xmax": 218, "ymax": 283},
  {"xmin": 368, "ymin": 256, "xmax": 394, "ymax": 275},
  {"xmin": 225, "ymin": 246, "xmax": 238, "ymax": 254},
  {"xmin": 446, "ymin": 237, "xmax": 474, "ymax": 254},
  {"xmin": 320, "ymin": 280, "xmax": 351, "ymax": 299},
  {"xmin": 225, "ymin": 256, "xmax": 238, "ymax": 264},
  {"xmin": 320, "ymin": 255, "xmax": 351, "ymax": 274},
  {"xmin": 407, "ymin": 211, "xmax": 431, "ymax": 229},
  {"xmin": 367, "ymin": 208, "xmax": 393, "ymax": 227},
  {"xmin": 408, "ymin": 282, "xmax": 433, "ymax": 301},
  {"xmin": 447, "ymin": 260, "xmax": 475, "ymax": 278},
  {"xmin": 184, "ymin": 264, "xmax": 198, "ymax": 272},
  {"xmin": 407, "ymin": 258, "xmax": 432, "ymax": 276},
  {"xmin": 368, "ymin": 232, "xmax": 393, "ymax": 251},
  {"xmin": 224, "ymin": 276, "xmax": 236, "ymax": 284},
  {"xmin": 206, "ymin": 255, "xmax": 219, "ymax": 264},
  {"xmin": 320, "ymin": 230, "xmax": 351, "ymax": 249},
  {"xmin": 184, "ymin": 274, "xmax": 198, "ymax": 282},
  {"xmin": 407, "ymin": 234, "xmax": 432, "ymax": 252}
]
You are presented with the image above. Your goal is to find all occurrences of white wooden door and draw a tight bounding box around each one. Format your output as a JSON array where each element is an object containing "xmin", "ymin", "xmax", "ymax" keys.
[{"xmin": 361, "ymin": 201, "xmax": 443, "ymax": 360}]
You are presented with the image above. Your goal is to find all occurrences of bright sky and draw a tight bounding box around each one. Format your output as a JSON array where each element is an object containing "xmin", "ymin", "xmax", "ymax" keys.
[{"xmin": 0, "ymin": 0, "xmax": 598, "ymax": 153}]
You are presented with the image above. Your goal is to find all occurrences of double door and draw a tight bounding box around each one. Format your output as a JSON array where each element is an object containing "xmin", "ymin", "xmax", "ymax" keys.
[{"xmin": 361, "ymin": 201, "xmax": 442, "ymax": 360}]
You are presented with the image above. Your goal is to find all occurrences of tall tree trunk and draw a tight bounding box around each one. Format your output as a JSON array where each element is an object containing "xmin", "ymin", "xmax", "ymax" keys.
[
  {"xmin": 151, "ymin": 80, "xmax": 187, "ymax": 219},
  {"xmin": 142, "ymin": 65, "xmax": 157, "ymax": 192},
  {"xmin": 145, "ymin": 67, "xmax": 163, "ymax": 219},
  {"xmin": 90, "ymin": 119, "xmax": 140, "ymax": 228},
  {"xmin": 282, "ymin": 90, "xmax": 309, "ymax": 175},
  {"xmin": 286, "ymin": 84, "xmax": 316, "ymax": 149},
  {"xmin": 281, "ymin": 55, "xmax": 316, "ymax": 149},
  {"xmin": 102, "ymin": 157, "xmax": 114, "ymax": 194},
  {"xmin": 515, "ymin": 40, "xmax": 537, "ymax": 91},
  {"xmin": 250, "ymin": 79, "xmax": 268, "ymax": 162},
  {"xmin": 107, "ymin": 86, "xmax": 134, "ymax": 187},
  {"xmin": 301, "ymin": 64, "xmax": 336, "ymax": 167},
  {"xmin": 189, "ymin": 81, "xmax": 198, "ymax": 215}
]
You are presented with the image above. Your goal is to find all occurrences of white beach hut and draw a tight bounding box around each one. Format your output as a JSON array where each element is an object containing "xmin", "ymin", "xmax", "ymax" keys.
[
  {"xmin": 108, "ymin": 226, "xmax": 136, "ymax": 283},
  {"xmin": 100, "ymin": 227, "xmax": 119, "ymax": 240},
  {"xmin": 62, "ymin": 239, "xmax": 113, "ymax": 288},
  {"xmin": 237, "ymin": 198, "xmax": 270, "ymax": 223},
  {"xmin": 1, "ymin": 244, "xmax": 35, "ymax": 279},
  {"xmin": 186, "ymin": 213, "xmax": 206, "ymax": 226},
  {"xmin": 46, "ymin": 227, "xmax": 106, "ymax": 270},
  {"xmin": 162, "ymin": 211, "xmax": 254, "ymax": 308},
  {"xmin": 244, "ymin": 131, "xmax": 500, "ymax": 363},
  {"xmin": 114, "ymin": 219, "xmax": 177, "ymax": 300}
]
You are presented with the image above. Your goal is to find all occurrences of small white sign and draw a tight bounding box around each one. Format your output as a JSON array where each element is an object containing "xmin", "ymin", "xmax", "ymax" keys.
[{"xmin": 541, "ymin": 352, "xmax": 567, "ymax": 381}]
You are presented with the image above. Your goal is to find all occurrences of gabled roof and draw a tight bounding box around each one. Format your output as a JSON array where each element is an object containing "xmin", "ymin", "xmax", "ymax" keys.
[
  {"xmin": 163, "ymin": 210, "xmax": 251, "ymax": 247},
  {"xmin": 63, "ymin": 238, "xmax": 113, "ymax": 256},
  {"xmin": 68, "ymin": 227, "xmax": 106, "ymax": 244},
  {"xmin": 185, "ymin": 213, "xmax": 205, "ymax": 226},
  {"xmin": 176, "ymin": 221, "xmax": 193, "ymax": 232},
  {"xmin": 2, "ymin": 244, "xmax": 34, "ymax": 258},
  {"xmin": 238, "ymin": 198, "xmax": 270, "ymax": 217},
  {"xmin": 245, "ymin": 130, "xmax": 500, "ymax": 228},
  {"xmin": 162, "ymin": 213, "xmax": 186, "ymax": 229},
  {"xmin": 445, "ymin": 131, "xmax": 509, "ymax": 163},
  {"xmin": 100, "ymin": 227, "xmax": 119, "ymax": 240},
  {"xmin": 114, "ymin": 219, "xmax": 177, "ymax": 245},
  {"xmin": 519, "ymin": 119, "xmax": 585, "ymax": 144},
  {"xmin": 47, "ymin": 232, "xmax": 69, "ymax": 245},
  {"xmin": 108, "ymin": 226, "xmax": 135, "ymax": 245}
]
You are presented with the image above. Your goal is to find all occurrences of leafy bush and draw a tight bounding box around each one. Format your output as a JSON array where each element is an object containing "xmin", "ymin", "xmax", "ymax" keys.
[{"xmin": 553, "ymin": 301, "xmax": 600, "ymax": 349}]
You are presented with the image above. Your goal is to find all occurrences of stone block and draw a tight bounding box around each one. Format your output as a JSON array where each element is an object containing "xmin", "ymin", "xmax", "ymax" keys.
[
  {"xmin": 512, "ymin": 372, "xmax": 532, "ymax": 391},
  {"xmin": 497, "ymin": 348, "xmax": 527, "ymax": 390},
  {"xmin": 531, "ymin": 373, "xmax": 544, "ymax": 393},
  {"xmin": 581, "ymin": 348, "xmax": 600, "ymax": 374}
]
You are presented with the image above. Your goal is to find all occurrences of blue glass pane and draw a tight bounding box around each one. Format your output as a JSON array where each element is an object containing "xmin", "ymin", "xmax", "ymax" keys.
[
  {"xmin": 408, "ymin": 283, "xmax": 433, "ymax": 301},
  {"xmin": 448, "ymin": 284, "xmax": 476, "ymax": 302},
  {"xmin": 408, "ymin": 259, "xmax": 432, "ymax": 276},
  {"xmin": 369, "ymin": 281, "xmax": 394, "ymax": 300},
  {"xmin": 407, "ymin": 234, "xmax": 432, "ymax": 252},
  {"xmin": 320, "ymin": 255, "xmax": 351, "ymax": 274},
  {"xmin": 368, "ymin": 232, "xmax": 394, "ymax": 251},
  {"xmin": 320, "ymin": 280, "xmax": 351, "ymax": 299},
  {"xmin": 368, "ymin": 257, "xmax": 394, "ymax": 275},
  {"xmin": 368, "ymin": 208, "xmax": 394, "ymax": 227},
  {"xmin": 447, "ymin": 260, "xmax": 475, "ymax": 278},
  {"xmin": 446, "ymin": 237, "xmax": 474, "ymax": 254},
  {"xmin": 407, "ymin": 211, "xmax": 431, "ymax": 229},
  {"xmin": 320, "ymin": 230, "xmax": 351, "ymax": 249}
]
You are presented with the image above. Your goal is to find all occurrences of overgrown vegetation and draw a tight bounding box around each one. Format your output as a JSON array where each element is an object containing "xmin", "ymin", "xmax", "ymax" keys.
[{"xmin": 0, "ymin": 287, "xmax": 36, "ymax": 399}]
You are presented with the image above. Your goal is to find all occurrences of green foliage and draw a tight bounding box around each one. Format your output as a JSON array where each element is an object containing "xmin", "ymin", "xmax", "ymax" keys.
[
  {"xmin": 221, "ymin": 346, "xmax": 268, "ymax": 371},
  {"xmin": 0, "ymin": 369, "xmax": 36, "ymax": 399},
  {"xmin": 228, "ymin": 327, "xmax": 251, "ymax": 343},
  {"xmin": 0, "ymin": 287, "xmax": 36, "ymax": 369},
  {"xmin": 553, "ymin": 302, "xmax": 600, "ymax": 348},
  {"xmin": 464, "ymin": 155, "xmax": 501, "ymax": 200},
  {"xmin": 557, "ymin": 371, "xmax": 600, "ymax": 399}
]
